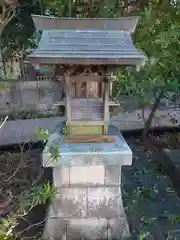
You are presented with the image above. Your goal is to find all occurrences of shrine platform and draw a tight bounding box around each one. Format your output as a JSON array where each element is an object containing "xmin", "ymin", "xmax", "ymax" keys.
[{"xmin": 42, "ymin": 127, "xmax": 132, "ymax": 239}]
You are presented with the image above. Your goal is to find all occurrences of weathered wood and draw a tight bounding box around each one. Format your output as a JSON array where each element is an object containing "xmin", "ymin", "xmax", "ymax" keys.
[
  {"xmin": 110, "ymin": 81, "xmax": 113, "ymax": 95},
  {"xmin": 67, "ymin": 120, "xmax": 105, "ymax": 125},
  {"xmin": 71, "ymin": 82, "xmax": 76, "ymax": 98},
  {"xmin": 63, "ymin": 135, "xmax": 115, "ymax": 143},
  {"xmin": 52, "ymin": 98, "xmax": 119, "ymax": 107},
  {"xmin": 64, "ymin": 74, "xmax": 72, "ymax": 121},
  {"xmin": 75, "ymin": 82, "xmax": 86, "ymax": 97},
  {"xmin": 71, "ymin": 98, "xmax": 104, "ymax": 121},
  {"xmin": 86, "ymin": 81, "xmax": 99, "ymax": 98},
  {"xmin": 69, "ymin": 75, "xmax": 114, "ymax": 83},
  {"xmin": 29, "ymin": 57, "xmax": 143, "ymax": 66},
  {"xmin": 103, "ymin": 80, "xmax": 110, "ymax": 134},
  {"xmin": 71, "ymin": 82, "xmax": 105, "ymax": 98},
  {"xmin": 100, "ymin": 82, "xmax": 105, "ymax": 98},
  {"xmin": 67, "ymin": 124, "xmax": 104, "ymax": 135},
  {"xmin": 103, "ymin": 124, "xmax": 109, "ymax": 135}
]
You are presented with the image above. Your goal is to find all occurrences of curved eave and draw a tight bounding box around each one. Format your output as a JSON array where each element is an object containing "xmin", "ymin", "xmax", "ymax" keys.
[
  {"xmin": 32, "ymin": 15, "xmax": 140, "ymax": 33},
  {"xmin": 28, "ymin": 55, "xmax": 146, "ymax": 66}
]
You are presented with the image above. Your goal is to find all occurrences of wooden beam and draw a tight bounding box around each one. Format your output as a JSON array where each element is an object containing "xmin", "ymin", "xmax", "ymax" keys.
[
  {"xmin": 69, "ymin": 75, "xmax": 114, "ymax": 83},
  {"xmin": 63, "ymin": 135, "xmax": 115, "ymax": 143},
  {"xmin": 64, "ymin": 73, "xmax": 72, "ymax": 121},
  {"xmin": 28, "ymin": 57, "xmax": 144, "ymax": 66},
  {"xmin": 53, "ymin": 98, "xmax": 119, "ymax": 107},
  {"xmin": 103, "ymin": 79, "xmax": 110, "ymax": 134},
  {"xmin": 110, "ymin": 81, "xmax": 113, "ymax": 96},
  {"xmin": 66, "ymin": 121, "xmax": 105, "ymax": 126}
]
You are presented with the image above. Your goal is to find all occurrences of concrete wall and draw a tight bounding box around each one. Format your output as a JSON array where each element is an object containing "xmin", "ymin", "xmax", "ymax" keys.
[{"xmin": 0, "ymin": 80, "xmax": 64, "ymax": 113}]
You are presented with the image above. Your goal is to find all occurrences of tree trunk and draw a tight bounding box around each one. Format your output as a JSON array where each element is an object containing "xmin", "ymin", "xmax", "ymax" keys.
[
  {"xmin": 0, "ymin": 26, "xmax": 5, "ymax": 78},
  {"xmin": 142, "ymin": 92, "xmax": 163, "ymax": 140}
]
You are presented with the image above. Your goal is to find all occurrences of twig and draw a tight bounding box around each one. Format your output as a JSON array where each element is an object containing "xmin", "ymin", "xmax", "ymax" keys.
[
  {"xmin": 15, "ymin": 219, "xmax": 45, "ymax": 239},
  {"xmin": 19, "ymin": 219, "xmax": 45, "ymax": 235},
  {"xmin": 0, "ymin": 115, "xmax": 8, "ymax": 129}
]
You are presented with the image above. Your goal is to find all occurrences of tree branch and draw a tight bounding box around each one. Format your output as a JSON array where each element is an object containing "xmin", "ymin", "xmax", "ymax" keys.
[
  {"xmin": 0, "ymin": 116, "xmax": 8, "ymax": 129},
  {"xmin": 0, "ymin": 0, "xmax": 16, "ymax": 26}
]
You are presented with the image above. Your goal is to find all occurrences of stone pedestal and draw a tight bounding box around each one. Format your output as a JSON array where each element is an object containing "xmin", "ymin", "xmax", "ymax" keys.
[{"xmin": 42, "ymin": 131, "xmax": 132, "ymax": 240}]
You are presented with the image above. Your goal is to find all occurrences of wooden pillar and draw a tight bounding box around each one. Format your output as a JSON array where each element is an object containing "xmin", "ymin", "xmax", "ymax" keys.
[
  {"xmin": 71, "ymin": 83, "xmax": 76, "ymax": 98},
  {"xmin": 65, "ymin": 73, "xmax": 72, "ymax": 121},
  {"xmin": 102, "ymin": 82, "xmax": 105, "ymax": 100},
  {"xmin": 110, "ymin": 81, "xmax": 113, "ymax": 96},
  {"xmin": 103, "ymin": 79, "xmax": 109, "ymax": 134}
]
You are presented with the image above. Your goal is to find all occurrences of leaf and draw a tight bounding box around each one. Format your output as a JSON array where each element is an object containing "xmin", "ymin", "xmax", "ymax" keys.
[
  {"xmin": 36, "ymin": 127, "xmax": 49, "ymax": 140},
  {"xmin": 48, "ymin": 145, "xmax": 60, "ymax": 162},
  {"xmin": 0, "ymin": 83, "xmax": 8, "ymax": 91}
]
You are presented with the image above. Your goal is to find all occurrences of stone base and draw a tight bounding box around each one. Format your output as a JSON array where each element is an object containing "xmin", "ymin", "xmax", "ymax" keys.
[
  {"xmin": 43, "ymin": 207, "xmax": 131, "ymax": 239},
  {"xmin": 42, "ymin": 132, "xmax": 132, "ymax": 239}
]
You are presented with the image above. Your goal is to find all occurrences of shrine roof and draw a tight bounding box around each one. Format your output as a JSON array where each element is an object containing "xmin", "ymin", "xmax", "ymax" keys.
[{"xmin": 28, "ymin": 16, "xmax": 146, "ymax": 65}]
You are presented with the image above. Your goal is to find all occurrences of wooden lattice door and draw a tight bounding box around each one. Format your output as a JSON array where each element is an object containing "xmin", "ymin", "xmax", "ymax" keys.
[{"xmin": 72, "ymin": 82, "xmax": 101, "ymax": 98}]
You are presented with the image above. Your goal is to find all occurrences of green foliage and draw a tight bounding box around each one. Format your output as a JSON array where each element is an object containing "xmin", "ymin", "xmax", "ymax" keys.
[
  {"xmin": 1, "ymin": 0, "xmax": 36, "ymax": 60},
  {"xmin": 117, "ymin": 1, "xmax": 180, "ymax": 99},
  {"xmin": 0, "ymin": 83, "xmax": 9, "ymax": 91},
  {"xmin": 63, "ymin": 123, "xmax": 68, "ymax": 135},
  {"xmin": 42, "ymin": 0, "xmax": 121, "ymax": 18},
  {"xmin": 0, "ymin": 69, "xmax": 13, "ymax": 91},
  {"xmin": 0, "ymin": 214, "xmax": 19, "ymax": 240},
  {"xmin": 139, "ymin": 231, "xmax": 151, "ymax": 240},
  {"xmin": 48, "ymin": 144, "xmax": 60, "ymax": 162},
  {"xmin": 36, "ymin": 127, "xmax": 49, "ymax": 141},
  {"xmin": 0, "ymin": 183, "xmax": 56, "ymax": 239},
  {"xmin": 42, "ymin": 0, "xmax": 150, "ymax": 18},
  {"xmin": 0, "ymin": 0, "xmax": 159, "ymax": 60},
  {"xmin": 20, "ymin": 182, "xmax": 56, "ymax": 214},
  {"xmin": 116, "ymin": 1, "xmax": 180, "ymax": 136}
]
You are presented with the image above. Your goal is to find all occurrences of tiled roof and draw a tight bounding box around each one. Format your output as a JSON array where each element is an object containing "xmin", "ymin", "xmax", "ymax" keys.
[{"xmin": 28, "ymin": 29, "xmax": 146, "ymax": 65}]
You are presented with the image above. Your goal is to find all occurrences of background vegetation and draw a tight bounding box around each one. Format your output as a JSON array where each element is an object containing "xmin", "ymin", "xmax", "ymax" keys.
[{"xmin": 1, "ymin": 0, "xmax": 180, "ymax": 239}]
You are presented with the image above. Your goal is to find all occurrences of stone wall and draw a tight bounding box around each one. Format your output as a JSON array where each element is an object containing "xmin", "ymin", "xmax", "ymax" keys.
[{"xmin": 0, "ymin": 80, "xmax": 64, "ymax": 114}]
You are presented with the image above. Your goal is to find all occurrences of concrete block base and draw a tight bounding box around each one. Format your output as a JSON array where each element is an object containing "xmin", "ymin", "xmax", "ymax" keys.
[
  {"xmin": 42, "ymin": 132, "xmax": 132, "ymax": 239},
  {"xmin": 43, "ymin": 207, "xmax": 131, "ymax": 239}
]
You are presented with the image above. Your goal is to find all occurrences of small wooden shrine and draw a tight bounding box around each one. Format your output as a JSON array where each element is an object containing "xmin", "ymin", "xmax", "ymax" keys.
[{"xmin": 28, "ymin": 15, "xmax": 146, "ymax": 139}]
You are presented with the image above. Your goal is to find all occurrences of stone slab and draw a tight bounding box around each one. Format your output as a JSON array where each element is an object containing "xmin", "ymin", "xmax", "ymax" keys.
[
  {"xmin": 53, "ymin": 165, "xmax": 122, "ymax": 188},
  {"xmin": 105, "ymin": 165, "xmax": 121, "ymax": 185},
  {"xmin": 43, "ymin": 215, "xmax": 130, "ymax": 240},
  {"xmin": 43, "ymin": 216, "xmax": 66, "ymax": 240},
  {"xmin": 87, "ymin": 187, "xmax": 124, "ymax": 218},
  {"xmin": 70, "ymin": 165, "xmax": 105, "ymax": 186},
  {"xmin": 51, "ymin": 190, "xmax": 87, "ymax": 218},
  {"xmin": 53, "ymin": 167, "xmax": 70, "ymax": 187},
  {"xmin": 107, "ymin": 217, "xmax": 131, "ymax": 239},
  {"xmin": 43, "ymin": 134, "xmax": 132, "ymax": 167},
  {"xmin": 44, "ymin": 205, "xmax": 130, "ymax": 240},
  {"xmin": 50, "ymin": 187, "xmax": 126, "ymax": 219},
  {"xmin": 66, "ymin": 218, "xmax": 108, "ymax": 239}
]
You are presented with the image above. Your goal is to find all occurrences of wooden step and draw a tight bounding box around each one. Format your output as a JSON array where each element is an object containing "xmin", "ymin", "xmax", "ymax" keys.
[{"xmin": 63, "ymin": 135, "xmax": 115, "ymax": 143}]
